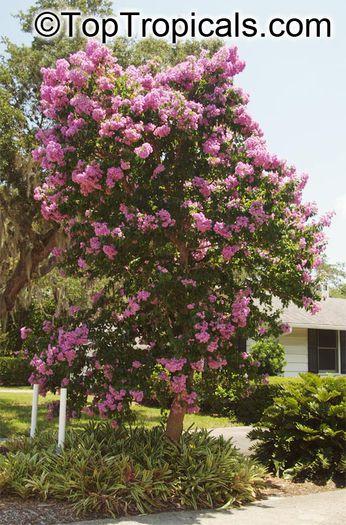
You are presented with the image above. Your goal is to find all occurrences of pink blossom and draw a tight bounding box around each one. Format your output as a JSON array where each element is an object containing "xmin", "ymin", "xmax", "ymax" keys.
[
  {"xmin": 170, "ymin": 375, "xmax": 187, "ymax": 393},
  {"xmin": 154, "ymin": 124, "xmax": 171, "ymax": 138},
  {"xmin": 89, "ymin": 237, "xmax": 101, "ymax": 251},
  {"xmin": 153, "ymin": 163, "xmax": 165, "ymax": 176},
  {"xmin": 280, "ymin": 323, "xmax": 292, "ymax": 334},
  {"xmin": 92, "ymin": 108, "xmax": 106, "ymax": 121},
  {"xmin": 235, "ymin": 162, "xmax": 254, "ymax": 178},
  {"xmin": 91, "ymin": 290, "xmax": 104, "ymax": 304},
  {"xmin": 207, "ymin": 339, "xmax": 218, "ymax": 353},
  {"xmin": 181, "ymin": 278, "xmax": 197, "ymax": 287},
  {"xmin": 78, "ymin": 257, "xmax": 88, "ymax": 269},
  {"xmin": 137, "ymin": 290, "xmax": 150, "ymax": 301},
  {"xmin": 106, "ymin": 167, "xmax": 124, "ymax": 188},
  {"xmin": 208, "ymin": 357, "xmax": 227, "ymax": 369},
  {"xmin": 130, "ymin": 390, "xmax": 144, "ymax": 403},
  {"xmin": 93, "ymin": 222, "xmax": 110, "ymax": 236},
  {"xmin": 103, "ymin": 245, "xmax": 117, "ymax": 260},
  {"xmin": 222, "ymin": 245, "xmax": 240, "ymax": 261},
  {"xmin": 20, "ymin": 327, "xmax": 32, "ymax": 340},
  {"xmin": 42, "ymin": 321, "xmax": 53, "ymax": 333},
  {"xmin": 190, "ymin": 359, "xmax": 205, "ymax": 372},
  {"xmin": 195, "ymin": 331, "xmax": 210, "ymax": 343},
  {"xmin": 45, "ymin": 141, "xmax": 64, "ymax": 164},
  {"xmin": 192, "ymin": 212, "xmax": 212, "ymax": 233},
  {"xmin": 134, "ymin": 142, "xmax": 153, "ymax": 159},
  {"xmin": 157, "ymin": 357, "xmax": 187, "ymax": 373}
]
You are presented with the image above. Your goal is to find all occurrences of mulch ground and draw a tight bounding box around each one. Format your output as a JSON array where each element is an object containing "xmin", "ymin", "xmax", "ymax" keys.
[
  {"xmin": 261, "ymin": 475, "xmax": 338, "ymax": 497},
  {"xmin": 0, "ymin": 476, "xmax": 340, "ymax": 525}
]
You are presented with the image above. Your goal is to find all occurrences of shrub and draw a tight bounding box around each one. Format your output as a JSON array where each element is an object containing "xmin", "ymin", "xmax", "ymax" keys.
[
  {"xmin": 193, "ymin": 370, "xmax": 249, "ymax": 416},
  {"xmin": 0, "ymin": 357, "xmax": 31, "ymax": 386},
  {"xmin": 229, "ymin": 378, "xmax": 302, "ymax": 424},
  {"xmin": 0, "ymin": 423, "xmax": 266, "ymax": 517},
  {"xmin": 229, "ymin": 383, "xmax": 284, "ymax": 424},
  {"xmin": 249, "ymin": 338, "xmax": 286, "ymax": 376},
  {"xmin": 193, "ymin": 372, "xmax": 300, "ymax": 423},
  {"xmin": 249, "ymin": 373, "xmax": 346, "ymax": 484}
]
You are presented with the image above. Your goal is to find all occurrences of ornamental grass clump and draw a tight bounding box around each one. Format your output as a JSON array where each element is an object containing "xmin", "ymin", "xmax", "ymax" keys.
[
  {"xmin": 0, "ymin": 423, "xmax": 266, "ymax": 517},
  {"xmin": 249, "ymin": 374, "xmax": 346, "ymax": 485}
]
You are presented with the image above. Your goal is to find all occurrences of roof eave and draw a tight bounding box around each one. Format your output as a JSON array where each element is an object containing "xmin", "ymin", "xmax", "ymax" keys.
[{"xmin": 286, "ymin": 323, "xmax": 346, "ymax": 331}]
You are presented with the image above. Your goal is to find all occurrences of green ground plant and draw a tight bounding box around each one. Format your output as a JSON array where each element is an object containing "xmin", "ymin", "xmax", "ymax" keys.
[{"xmin": 0, "ymin": 423, "xmax": 266, "ymax": 517}]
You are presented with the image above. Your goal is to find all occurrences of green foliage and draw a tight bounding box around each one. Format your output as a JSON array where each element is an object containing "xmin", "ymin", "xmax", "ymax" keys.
[
  {"xmin": 194, "ymin": 369, "xmax": 248, "ymax": 416},
  {"xmin": 193, "ymin": 372, "xmax": 299, "ymax": 423},
  {"xmin": 0, "ymin": 423, "xmax": 266, "ymax": 517},
  {"xmin": 250, "ymin": 338, "xmax": 286, "ymax": 376},
  {"xmin": 0, "ymin": 357, "xmax": 31, "ymax": 386},
  {"xmin": 113, "ymin": 36, "xmax": 222, "ymax": 68},
  {"xmin": 249, "ymin": 374, "xmax": 346, "ymax": 484},
  {"xmin": 229, "ymin": 383, "xmax": 288, "ymax": 425}
]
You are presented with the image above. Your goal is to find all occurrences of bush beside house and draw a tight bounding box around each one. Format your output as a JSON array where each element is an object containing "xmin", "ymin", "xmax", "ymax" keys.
[{"xmin": 249, "ymin": 373, "xmax": 346, "ymax": 484}]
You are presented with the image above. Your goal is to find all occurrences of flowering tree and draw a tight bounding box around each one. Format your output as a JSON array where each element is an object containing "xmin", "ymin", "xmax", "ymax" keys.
[{"xmin": 25, "ymin": 41, "xmax": 330, "ymax": 440}]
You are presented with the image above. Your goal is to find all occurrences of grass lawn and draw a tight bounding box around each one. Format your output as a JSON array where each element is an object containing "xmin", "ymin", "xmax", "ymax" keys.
[{"xmin": 0, "ymin": 387, "xmax": 234, "ymax": 438}]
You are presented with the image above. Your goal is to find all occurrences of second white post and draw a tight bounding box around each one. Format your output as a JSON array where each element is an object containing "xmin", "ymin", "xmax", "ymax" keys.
[{"xmin": 58, "ymin": 387, "xmax": 67, "ymax": 449}]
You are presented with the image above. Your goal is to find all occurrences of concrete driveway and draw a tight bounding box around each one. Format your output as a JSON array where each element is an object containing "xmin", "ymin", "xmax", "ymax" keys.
[
  {"xmin": 210, "ymin": 426, "xmax": 253, "ymax": 455},
  {"xmin": 62, "ymin": 489, "xmax": 346, "ymax": 525}
]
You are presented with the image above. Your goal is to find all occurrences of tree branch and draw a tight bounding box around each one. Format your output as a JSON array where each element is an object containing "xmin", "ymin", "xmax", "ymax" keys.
[{"xmin": 0, "ymin": 225, "xmax": 60, "ymax": 317}]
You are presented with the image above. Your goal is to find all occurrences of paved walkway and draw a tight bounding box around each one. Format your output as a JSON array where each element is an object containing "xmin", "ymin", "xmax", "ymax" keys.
[
  {"xmin": 210, "ymin": 426, "xmax": 253, "ymax": 455},
  {"xmin": 62, "ymin": 489, "xmax": 346, "ymax": 525}
]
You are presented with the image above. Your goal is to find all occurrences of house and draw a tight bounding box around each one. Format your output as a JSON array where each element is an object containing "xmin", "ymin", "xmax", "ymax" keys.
[{"xmin": 248, "ymin": 297, "xmax": 346, "ymax": 377}]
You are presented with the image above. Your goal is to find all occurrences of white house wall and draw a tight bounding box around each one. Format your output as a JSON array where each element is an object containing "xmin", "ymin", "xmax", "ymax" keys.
[
  {"xmin": 247, "ymin": 329, "xmax": 308, "ymax": 377},
  {"xmin": 279, "ymin": 327, "xmax": 308, "ymax": 376}
]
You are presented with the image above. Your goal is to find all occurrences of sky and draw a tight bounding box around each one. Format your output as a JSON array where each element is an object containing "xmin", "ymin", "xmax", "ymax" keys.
[{"xmin": 1, "ymin": 0, "xmax": 345, "ymax": 264}]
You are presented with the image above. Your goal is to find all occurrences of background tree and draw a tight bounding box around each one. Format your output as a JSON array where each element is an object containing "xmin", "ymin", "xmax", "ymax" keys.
[
  {"xmin": 23, "ymin": 41, "xmax": 329, "ymax": 441},
  {"xmin": 317, "ymin": 261, "xmax": 346, "ymax": 298}
]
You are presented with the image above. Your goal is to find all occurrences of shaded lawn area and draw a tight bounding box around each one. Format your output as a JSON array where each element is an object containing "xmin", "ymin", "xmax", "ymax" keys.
[{"xmin": 0, "ymin": 388, "xmax": 234, "ymax": 438}]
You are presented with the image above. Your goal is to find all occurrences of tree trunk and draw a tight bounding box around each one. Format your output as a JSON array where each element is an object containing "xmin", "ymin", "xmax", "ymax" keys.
[{"xmin": 165, "ymin": 396, "xmax": 186, "ymax": 442}]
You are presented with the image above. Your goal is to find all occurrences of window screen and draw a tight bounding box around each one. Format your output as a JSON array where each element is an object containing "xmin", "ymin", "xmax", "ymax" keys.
[{"xmin": 318, "ymin": 330, "xmax": 337, "ymax": 372}]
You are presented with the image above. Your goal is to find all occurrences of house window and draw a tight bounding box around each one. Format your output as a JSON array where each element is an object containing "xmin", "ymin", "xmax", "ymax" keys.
[{"xmin": 317, "ymin": 330, "xmax": 338, "ymax": 373}]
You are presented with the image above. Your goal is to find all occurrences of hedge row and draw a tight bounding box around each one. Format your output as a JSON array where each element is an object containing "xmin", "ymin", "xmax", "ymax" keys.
[{"xmin": 0, "ymin": 357, "xmax": 31, "ymax": 386}]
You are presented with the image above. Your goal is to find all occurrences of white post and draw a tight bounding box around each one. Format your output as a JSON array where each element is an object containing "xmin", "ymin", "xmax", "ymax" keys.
[
  {"xmin": 30, "ymin": 384, "xmax": 39, "ymax": 438},
  {"xmin": 58, "ymin": 387, "xmax": 67, "ymax": 449}
]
